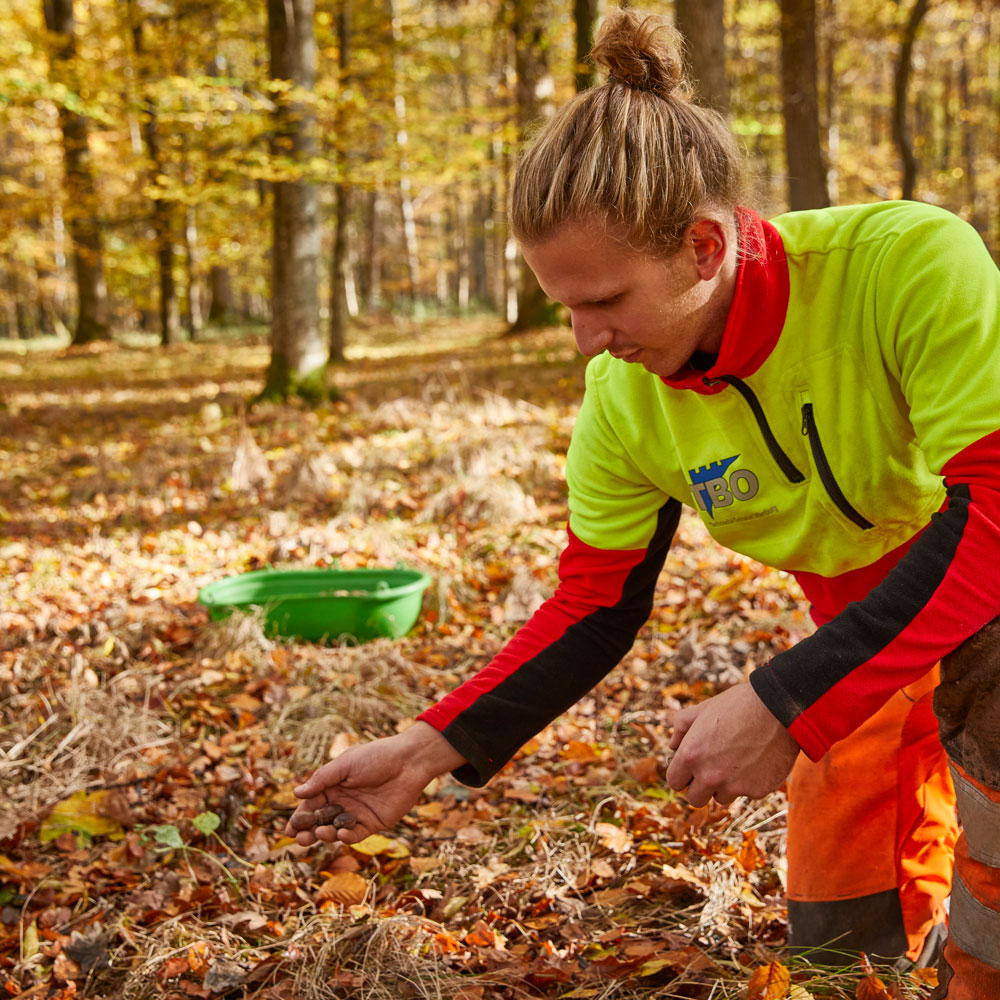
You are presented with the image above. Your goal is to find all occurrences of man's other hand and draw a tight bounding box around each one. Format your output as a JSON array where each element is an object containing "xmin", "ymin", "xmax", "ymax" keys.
[{"xmin": 666, "ymin": 683, "xmax": 801, "ymax": 806}]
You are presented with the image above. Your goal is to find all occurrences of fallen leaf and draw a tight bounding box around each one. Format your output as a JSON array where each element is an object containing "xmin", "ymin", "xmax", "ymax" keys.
[
  {"xmin": 22, "ymin": 920, "xmax": 40, "ymax": 961},
  {"xmin": 188, "ymin": 941, "xmax": 210, "ymax": 975},
  {"xmin": 350, "ymin": 834, "xmax": 410, "ymax": 858},
  {"xmin": 736, "ymin": 830, "xmax": 766, "ymax": 874},
  {"xmin": 910, "ymin": 968, "xmax": 938, "ymax": 988},
  {"xmin": 628, "ymin": 756, "xmax": 660, "ymax": 783},
  {"xmin": 40, "ymin": 790, "xmax": 126, "ymax": 845},
  {"xmin": 856, "ymin": 975, "xmax": 892, "ymax": 1000},
  {"xmin": 158, "ymin": 955, "xmax": 191, "ymax": 981},
  {"xmin": 595, "ymin": 822, "xmax": 632, "ymax": 854},
  {"xmin": 409, "ymin": 856, "xmax": 442, "ymax": 874},
  {"xmin": 562, "ymin": 741, "xmax": 599, "ymax": 763},
  {"xmin": 464, "ymin": 920, "xmax": 496, "ymax": 947},
  {"xmin": 660, "ymin": 863, "xmax": 707, "ymax": 888},
  {"xmin": 220, "ymin": 911, "xmax": 269, "ymax": 930},
  {"xmin": 638, "ymin": 957, "xmax": 675, "ymax": 976},
  {"xmin": 243, "ymin": 827, "xmax": 270, "ymax": 862},
  {"xmin": 316, "ymin": 872, "xmax": 369, "ymax": 907},
  {"xmin": 747, "ymin": 961, "xmax": 790, "ymax": 1000}
]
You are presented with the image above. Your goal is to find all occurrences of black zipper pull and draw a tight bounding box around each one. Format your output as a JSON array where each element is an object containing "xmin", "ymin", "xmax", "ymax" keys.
[{"xmin": 800, "ymin": 401, "xmax": 873, "ymax": 530}]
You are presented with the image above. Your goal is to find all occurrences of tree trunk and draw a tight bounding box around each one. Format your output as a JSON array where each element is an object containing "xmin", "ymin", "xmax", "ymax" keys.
[
  {"xmin": 183, "ymin": 202, "xmax": 203, "ymax": 340},
  {"xmin": 958, "ymin": 37, "xmax": 985, "ymax": 238},
  {"xmin": 508, "ymin": 0, "xmax": 559, "ymax": 333},
  {"xmin": 472, "ymin": 184, "xmax": 492, "ymax": 308},
  {"xmin": 131, "ymin": 10, "xmax": 181, "ymax": 346},
  {"xmin": 821, "ymin": 0, "xmax": 838, "ymax": 204},
  {"xmin": 454, "ymin": 190, "xmax": 470, "ymax": 310},
  {"xmin": 1, "ymin": 265, "xmax": 16, "ymax": 339},
  {"xmin": 208, "ymin": 266, "xmax": 239, "ymax": 325},
  {"xmin": 360, "ymin": 187, "xmax": 382, "ymax": 312},
  {"xmin": 779, "ymin": 0, "xmax": 829, "ymax": 210},
  {"xmin": 893, "ymin": 0, "xmax": 930, "ymax": 202},
  {"xmin": 262, "ymin": 0, "xmax": 328, "ymax": 402},
  {"xmin": 385, "ymin": 0, "xmax": 419, "ymax": 307},
  {"xmin": 574, "ymin": 0, "xmax": 598, "ymax": 93},
  {"xmin": 329, "ymin": 0, "xmax": 351, "ymax": 363},
  {"xmin": 43, "ymin": 0, "xmax": 110, "ymax": 344},
  {"xmin": 674, "ymin": 0, "xmax": 730, "ymax": 114}
]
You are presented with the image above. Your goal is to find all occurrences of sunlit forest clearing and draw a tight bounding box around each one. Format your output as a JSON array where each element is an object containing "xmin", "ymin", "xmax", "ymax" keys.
[{"xmin": 3, "ymin": 0, "xmax": 999, "ymax": 996}]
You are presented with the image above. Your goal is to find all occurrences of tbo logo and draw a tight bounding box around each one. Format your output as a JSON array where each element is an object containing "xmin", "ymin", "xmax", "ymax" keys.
[{"xmin": 687, "ymin": 455, "xmax": 759, "ymax": 519}]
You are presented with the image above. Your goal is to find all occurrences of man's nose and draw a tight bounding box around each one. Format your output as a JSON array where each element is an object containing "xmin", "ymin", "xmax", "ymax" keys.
[{"xmin": 572, "ymin": 314, "xmax": 613, "ymax": 357}]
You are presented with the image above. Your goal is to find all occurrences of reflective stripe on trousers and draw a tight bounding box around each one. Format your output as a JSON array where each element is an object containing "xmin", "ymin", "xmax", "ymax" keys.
[
  {"xmin": 930, "ymin": 764, "xmax": 1000, "ymax": 998},
  {"xmin": 930, "ymin": 613, "xmax": 1000, "ymax": 1000}
]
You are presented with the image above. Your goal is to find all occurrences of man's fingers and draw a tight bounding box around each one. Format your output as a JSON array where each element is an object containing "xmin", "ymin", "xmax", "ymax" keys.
[
  {"xmin": 291, "ymin": 793, "xmax": 332, "ymax": 814},
  {"xmin": 668, "ymin": 705, "xmax": 701, "ymax": 751},
  {"xmin": 683, "ymin": 779, "xmax": 712, "ymax": 808},
  {"xmin": 294, "ymin": 758, "xmax": 351, "ymax": 798},
  {"xmin": 665, "ymin": 752, "xmax": 692, "ymax": 793},
  {"xmin": 336, "ymin": 825, "xmax": 372, "ymax": 845}
]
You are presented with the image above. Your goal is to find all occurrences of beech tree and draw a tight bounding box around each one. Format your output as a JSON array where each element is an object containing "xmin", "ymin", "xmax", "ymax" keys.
[
  {"xmin": 329, "ymin": 0, "xmax": 352, "ymax": 364},
  {"xmin": 675, "ymin": 0, "xmax": 730, "ymax": 114},
  {"xmin": 130, "ymin": 3, "xmax": 181, "ymax": 346},
  {"xmin": 574, "ymin": 0, "xmax": 598, "ymax": 93},
  {"xmin": 42, "ymin": 0, "xmax": 110, "ymax": 344},
  {"xmin": 893, "ymin": 0, "xmax": 931, "ymax": 201},
  {"xmin": 262, "ymin": 0, "xmax": 328, "ymax": 401},
  {"xmin": 780, "ymin": 0, "xmax": 830, "ymax": 209},
  {"xmin": 508, "ymin": 0, "xmax": 559, "ymax": 333}
]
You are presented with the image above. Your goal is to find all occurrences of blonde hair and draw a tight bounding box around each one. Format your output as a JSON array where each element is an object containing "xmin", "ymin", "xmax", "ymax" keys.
[{"xmin": 509, "ymin": 8, "xmax": 746, "ymax": 256}]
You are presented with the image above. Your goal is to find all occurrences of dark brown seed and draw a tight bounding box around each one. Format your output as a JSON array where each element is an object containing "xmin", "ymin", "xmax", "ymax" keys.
[
  {"xmin": 333, "ymin": 811, "xmax": 356, "ymax": 830},
  {"xmin": 315, "ymin": 804, "xmax": 345, "ymax": 827},
  {"xmin": 290, "ymin": 811, "xmax": 317, "ymax": 831}
]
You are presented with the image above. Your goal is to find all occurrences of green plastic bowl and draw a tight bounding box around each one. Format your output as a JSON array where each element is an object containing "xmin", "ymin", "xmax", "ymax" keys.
[{"xmin": 197, "ymin": 567, "xmax": 432, "ymax": 644}]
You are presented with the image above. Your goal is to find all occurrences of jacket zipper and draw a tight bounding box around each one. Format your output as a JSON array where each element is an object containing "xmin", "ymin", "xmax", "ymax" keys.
[
  {"xmin": 703, "ymin": 375, "xmax": 805, "ymax": 484},
  {"xmin": 800, "ymin": 402, "xmax": 874, "ymax": 530}
]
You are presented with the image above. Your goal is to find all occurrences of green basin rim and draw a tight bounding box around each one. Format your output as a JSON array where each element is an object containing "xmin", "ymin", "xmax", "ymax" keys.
[{"xmin": 198, "ymin": 568, "xmax": 432, "ymax": 607}]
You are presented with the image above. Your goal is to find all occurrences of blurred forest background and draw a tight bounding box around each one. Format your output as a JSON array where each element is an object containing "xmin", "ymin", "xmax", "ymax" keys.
[
  {"xmin": 2, "ymin": 5, "xmax": 997, "ymax": 995},
  {"xmin": 1, "ymin": 0, "xmax": 998, "ymax": 395}
]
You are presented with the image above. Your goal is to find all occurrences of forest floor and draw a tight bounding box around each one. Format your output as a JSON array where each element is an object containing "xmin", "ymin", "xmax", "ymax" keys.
[{"xmin": 0, "ymin": 319, "xmax": 937, "ymax": 1000}]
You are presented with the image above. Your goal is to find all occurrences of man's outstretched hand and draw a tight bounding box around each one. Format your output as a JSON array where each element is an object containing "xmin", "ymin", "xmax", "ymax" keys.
[
  {"xmin": 285, "ymin": 721, "xmax": 465, "ymax": 846},
  {"xmin": 666, "ymin": 682, "xmax": 801, "ymax": 806}
]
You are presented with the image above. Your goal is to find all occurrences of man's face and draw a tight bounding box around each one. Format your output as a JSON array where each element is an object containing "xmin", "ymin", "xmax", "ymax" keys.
[{"xmin": 522, "ymin": 217, "xmax": 723, "ymax": 378}]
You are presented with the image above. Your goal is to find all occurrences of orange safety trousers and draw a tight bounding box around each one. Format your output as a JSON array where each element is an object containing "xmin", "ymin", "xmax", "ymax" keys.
[
  {"xmin": 786, "ymin": 616, "xmax": 1000, "ymax": 998},
  {"xmin": 786, "ymin": 666, "xmax": 958, "ymax": 964}
]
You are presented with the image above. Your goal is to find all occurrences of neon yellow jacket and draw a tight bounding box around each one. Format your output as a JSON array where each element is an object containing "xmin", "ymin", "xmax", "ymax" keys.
[{"xmin": 420, "ymin": 202, "xmax": 1000, "ymax": 781}]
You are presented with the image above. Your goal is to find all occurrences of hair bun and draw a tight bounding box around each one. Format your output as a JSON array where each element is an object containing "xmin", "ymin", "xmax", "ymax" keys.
[{"xmin": 590, "ymin": 9, "xmax": 688, "ymax": 100}]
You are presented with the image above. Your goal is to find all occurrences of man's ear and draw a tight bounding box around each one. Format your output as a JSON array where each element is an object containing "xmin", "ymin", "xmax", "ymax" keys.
[{"xmin": 687, "ymin": 218, "xmax": 729, "ymax": 281}]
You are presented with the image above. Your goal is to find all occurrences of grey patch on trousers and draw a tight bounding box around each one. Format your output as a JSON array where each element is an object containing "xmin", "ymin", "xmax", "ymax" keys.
[
  {"xmin": 950, "ymin": 764, "xmax": 1000, "ymax": 866},
  {"xmin": 949, "ymin": 873, "xmax": 1000, "ymax": 969}
]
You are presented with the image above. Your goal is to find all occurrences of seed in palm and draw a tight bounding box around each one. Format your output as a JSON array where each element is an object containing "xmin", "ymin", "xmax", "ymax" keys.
[
  {"xmin": 333, "ymin": 811, "xmax": 357, "ymax": 830},
  {"xmin": 314, "ymin": 804, "xmax": 346, "ymax": 827}
]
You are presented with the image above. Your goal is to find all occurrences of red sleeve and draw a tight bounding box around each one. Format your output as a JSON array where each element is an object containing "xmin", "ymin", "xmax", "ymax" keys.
[
  {"xmin": 751, "ymin": 430, "xmax": 1000, "ymax": 760},
  {"xmin": 417, "ymin": 501, "xmax": 680, "ymax": 784}
]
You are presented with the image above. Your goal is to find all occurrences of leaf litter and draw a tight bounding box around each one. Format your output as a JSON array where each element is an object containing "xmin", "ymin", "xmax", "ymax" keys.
[{"xmin": 0, "ymin": 321, "xmax": 937, "ymax": 998}]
